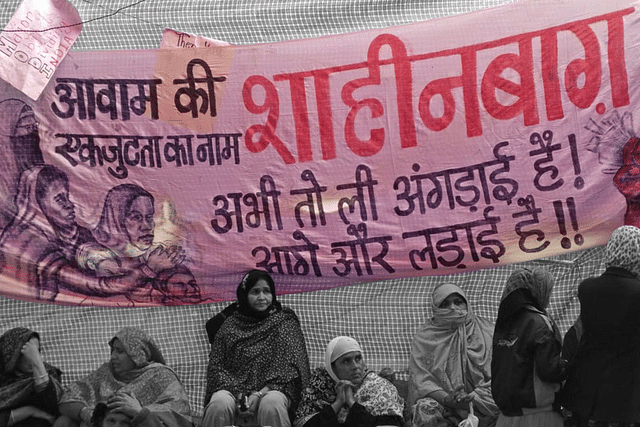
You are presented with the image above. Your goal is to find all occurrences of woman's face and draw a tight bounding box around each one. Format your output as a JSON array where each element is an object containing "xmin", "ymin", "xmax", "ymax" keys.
[
  {"xmin": 40, "ymin": 179, "xmax": 76, "ymax": 230},
  {"xmin": 247, "ymin": 279, "xmax": 273, "ymax": 313},
  {"xmin": 438, "ymin": 293, "xmax": 468, "ymax": 311},
  {"xmin": 124, "ymin": 196, "xmax": 155, "ymax": 251},
  {"xmin": 102, "ymin": 411, "xmax": 132, "ymax": 427},
  {"xmin": 332, "ymin": 351, "xmax": 365, "ymax": 385},
  {"xmin": 16, "ymin": 337, "xmax": 39, "ymax": 374},
  {"xmin": 110, "ymin": 339, "xmax": 136, "ymax": 375},
  {"xmin": 161, "ymin": 272, "xmax": 200, "ymax": 304}
]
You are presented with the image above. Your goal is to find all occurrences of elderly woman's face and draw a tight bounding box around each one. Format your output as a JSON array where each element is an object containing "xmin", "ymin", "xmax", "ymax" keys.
[
  {"xmin": 247, "ymin": 279, "xmax": 273, "ymax": 312},
  {"xmin": 110, "ymin": 339, "xmax": 136, "ymax": 375},
  {"xmin": 124, "ymin": 196, "xmax": 154, "ymax": 251},
  {"xmin": 439, "ymin": 293, "xmax": 468, "ymax": 311},
  {"xmin": 332, "ymin": 351, "xmax": 365, "ymax": 385}
]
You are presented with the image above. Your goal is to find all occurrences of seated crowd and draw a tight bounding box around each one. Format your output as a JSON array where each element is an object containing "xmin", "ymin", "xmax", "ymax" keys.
[{"xmin": 1, "ymin": 225, "xmax": 639, "ymax": 427}]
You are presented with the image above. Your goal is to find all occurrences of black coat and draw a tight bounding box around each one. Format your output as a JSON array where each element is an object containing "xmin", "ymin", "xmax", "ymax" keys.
[
  {"xmin": 492, "ymin": 288, "xmax": 565, "ymax": 415},
  {"xmin": 561, "ymin": 266, "xmax": 640, "ymax": 423}
]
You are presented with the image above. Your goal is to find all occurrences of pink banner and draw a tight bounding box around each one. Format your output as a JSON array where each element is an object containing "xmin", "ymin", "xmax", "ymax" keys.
[{"xmin": 0, "ymin": 0, "xmax": 636, "ymax": 306}]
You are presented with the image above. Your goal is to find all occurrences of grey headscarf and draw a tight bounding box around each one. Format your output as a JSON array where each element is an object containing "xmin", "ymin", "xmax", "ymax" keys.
[
  {"xmin": 502, "ymin": 267, "xmax": 554, "ymax": 309},
  {"xmin": 605, "ymin": 225, "xmax": 640, "ymax": 277}
]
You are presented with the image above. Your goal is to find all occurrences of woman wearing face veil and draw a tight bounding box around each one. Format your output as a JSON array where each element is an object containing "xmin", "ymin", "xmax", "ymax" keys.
[
  {"xmin": 408, "ymin": 284, "xmax": 498, "ymax": 427},
  {"xmin": 293, "ymin": 336, "xmax": 404, "ymax": 427},
  {"xmin": 202, "ymin": 269, "xmax": 310, "ymax": 427},
  {"xmin": 0, "ymin": 327, "xmax": 62, "ymax": 426}
]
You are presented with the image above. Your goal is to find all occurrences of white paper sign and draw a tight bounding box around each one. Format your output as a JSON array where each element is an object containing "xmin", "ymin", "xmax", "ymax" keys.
[{"xmin": 0, "ymin": 0, "xmax": 81, "ymax": 100}]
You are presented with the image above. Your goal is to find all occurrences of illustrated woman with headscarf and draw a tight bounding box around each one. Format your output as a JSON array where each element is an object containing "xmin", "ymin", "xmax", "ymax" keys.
[
  {"xmin": 561, "ymin": 225, "xmax": 640, "ymax": 427},
  {"xmin": 492, "ymin": 268, "xmax": 566, "ymax": 427},
  {"xmin": 0, "ymin": 327, "xmax": 62, "ymax": 426},
  {"xmin": 408, "ymin": 283, "xmax": 498, "ymax": 427},
  {"xmin": 203, "ymin": 269, "xmax": 310, "ymax": 427},
  {"xmin": 0, "ymin": 98, "xmax": 44, "ymax": 230},
  {"xmin": 76, "ymin": 183, "xmax": 201, "ymax": 305},
  {"xmin": 293, "ymin": 336, "xmax": 404, "ymax": 427},
  {"xmin": 0, "ymin": 165, "xmax": 146, "ymax": 301}
]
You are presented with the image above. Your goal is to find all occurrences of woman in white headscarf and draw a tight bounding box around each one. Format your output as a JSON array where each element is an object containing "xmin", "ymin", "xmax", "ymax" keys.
[
  {"xmin": 408, "ymin": 283, "xmax": 498, "ymax": 427},
  {"xmin": 293, "ymin": 336, "xmax": 404, "ymax": 427}
]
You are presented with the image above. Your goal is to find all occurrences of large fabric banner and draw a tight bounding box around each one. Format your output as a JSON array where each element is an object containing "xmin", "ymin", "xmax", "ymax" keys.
[{"xmin": 0, "ymin": 0, "xmax": 636, "ymax": 306}]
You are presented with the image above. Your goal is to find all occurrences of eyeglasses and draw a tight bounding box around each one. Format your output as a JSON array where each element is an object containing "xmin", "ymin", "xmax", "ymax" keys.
[{"xmin": 15, "ymin": 122, "xmax": 39, "ymax": 133}]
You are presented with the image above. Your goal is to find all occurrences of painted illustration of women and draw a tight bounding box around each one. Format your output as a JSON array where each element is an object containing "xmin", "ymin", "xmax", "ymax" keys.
[
  {"xmin": 0, "ymin": 99, "xmax": 45, "ymax": 231},
  {"xmin": 613, "ymin": 135, "xmax": 640, "ymax": 226},
  {"xmin": 585, "ymin": 110, "xmax": 640, "ymax": 226},
  {"xmin": 0, "ymin": 165, "xmax": 145, "ymax": 302},
  {"xmin": 76, "ymin": 183, "xmax": 202, "ymax": 305}
]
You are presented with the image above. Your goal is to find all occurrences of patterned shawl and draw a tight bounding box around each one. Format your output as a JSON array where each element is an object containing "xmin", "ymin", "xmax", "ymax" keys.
[
  {"xmin": 0, "ymin": 327, "xmax": 62, "ymax": 411},
  {"xmin": 293, "ymin": 368, "xmax": 404, "ymax": 426},
  {"xmin": 605, "ymin": 225, "xmax": 640, "ymax": 277},
  {"xmin": 204, "ymin": 306, "xmax": 310, "ymax": 414},
  {"xmin": 408, "ymin": 284, "xmax": 497, "ymax": 416},
  {"xmin": 60, "ymin": 327, "xmax": 192, "ymax": 427}
]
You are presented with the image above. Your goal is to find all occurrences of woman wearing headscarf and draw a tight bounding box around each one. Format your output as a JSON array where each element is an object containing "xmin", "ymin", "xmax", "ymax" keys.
[
  {"xmin": 408, "ymin": 283, "xmax": 498, "ymax": 427},
  {"xmin": 0, "ymin": 328, "xmax": 62, "ymax": 426},
  {"xmin": 76, "ymin": 183, "xmax": 199, "ymax": 305},
  {"xmin": 491, "ymin": 267, "xmax": 566, "ymax": 427},
  {"xmin": 561, "ymin": 225, "xmax": 640, "ymax": 427},
  {"xmin": 0, "ymin": 98, "xmax": 44, "ymax": 231},
  {"xmin": 293, "ymin": 336, "xmax": 404, "ymax": 427},
  {"xmin": 55, "ymin": 327, "xmax": 192, "ymax": 427},
  {"xmin": 0, "ymin": 166, "xmax": 142, "ymax": 302},
  {"xmin": 202, "ymin": 269, "xmax": 310, "ymax": 427}
]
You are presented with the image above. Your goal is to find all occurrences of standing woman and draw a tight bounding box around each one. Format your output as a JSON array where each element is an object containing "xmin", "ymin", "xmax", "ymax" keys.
[
  {"xmin": 561, "ymin": 225, "xmax": 640, "ymax": 427},
  {"xmin": 408, "ymin": 283, "xmax": 498, "ymax": 427},
  {"xmin": 491, "ymin": 268, "xmax": 566, "ymax": 427},
  {"xmin": 202, "ymin": 269, "xmax": 310, "ymax": 427},
  {"xmin": 0, "ymin": 327, "xmax": 62, "ymax": 426}
]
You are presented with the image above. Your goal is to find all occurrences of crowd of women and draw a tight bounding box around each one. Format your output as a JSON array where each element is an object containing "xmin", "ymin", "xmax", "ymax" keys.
[{"xmin": 1, "ymin": 225, "xmax": 639, "ymax": 427}]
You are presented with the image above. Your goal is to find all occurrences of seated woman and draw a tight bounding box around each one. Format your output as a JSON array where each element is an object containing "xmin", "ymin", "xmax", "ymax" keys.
[
  {"xmin": 0, "ymin": 327, "xmax": 62, "ymax": 426},
  {"xmin": 293, "ymin": 336, "xmax": 405, "ymax": 427},
  {"xmin": 203, "ymin": 269, "xmax": 310, "ymax": 427},
  {"xmin": 54, "ymin": 327, "xmax": 192, "ymax": 427},
  {"xmin": 408, "ymin": 283, "xmax": 498, "ymax": 427}
]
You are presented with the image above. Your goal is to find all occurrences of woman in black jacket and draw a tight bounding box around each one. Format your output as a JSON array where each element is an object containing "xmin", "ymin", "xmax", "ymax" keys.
[{"xmin": 491, "ymin": 267, "xmax": 566, "ymax": 427}]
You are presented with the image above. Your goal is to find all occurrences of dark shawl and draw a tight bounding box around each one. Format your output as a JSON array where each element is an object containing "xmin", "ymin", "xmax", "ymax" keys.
[
  {"xmin": 204, "ymin": 306, "xmax": 310, "ymax": 415},
  {"xmin": 0, "ymin": 327, "xmax": 62, "ymax": 425}
]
